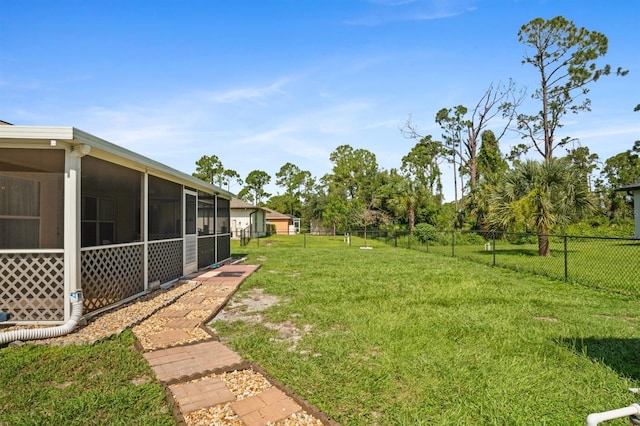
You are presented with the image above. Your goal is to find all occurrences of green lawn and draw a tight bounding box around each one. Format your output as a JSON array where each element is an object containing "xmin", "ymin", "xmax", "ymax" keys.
[
  {"xmin": 0, "ymin": 331, "xmax": 174, "ymax": 426},
  {"xmin": 399, "ymin": 234, "xmax": 640, "ymax": 296},
  {"xmin": 219, "ymin": 235, "xmax": 640, "ymax": 425}
]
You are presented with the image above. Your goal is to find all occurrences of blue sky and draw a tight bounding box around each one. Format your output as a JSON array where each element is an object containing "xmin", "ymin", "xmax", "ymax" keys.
[{"xmin": 2, "ymin": 0, "xmax": 640, "ymax": 201}]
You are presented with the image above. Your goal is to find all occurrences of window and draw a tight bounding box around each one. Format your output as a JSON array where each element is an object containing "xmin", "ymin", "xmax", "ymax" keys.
[
  {"xmin": 81, "ymin": 156, "xmax": 141, "ymax": 247},
  {"xmin": 148, "ymin": 175, "xmax": 181, "ymax": 240},
  {"xmin": 0, "ymin": 149, "xmax": 64, "ymax": 249},
  {"xmin": 197, "ymin": 191, "xmax": 215, "ymax": 235},
  {"xmin": 81, "ymin": 196, "xmax": 115, "ymax": 246},
  {"xmin": 217, "ymin": 197, "xmax": 230, "ymax": 234}
]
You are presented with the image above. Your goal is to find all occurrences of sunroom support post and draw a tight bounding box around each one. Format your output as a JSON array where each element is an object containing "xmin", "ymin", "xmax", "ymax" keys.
[
  {"xmin": 64, "ymin": 144, "xmax": 90, "ymax": 321},
  {"xmin": 143, "ymin": 173, "xmax": 149, "ymax": 289},
  {"xmin": 214, "ymin": 195, "xmax": 219, "ymax": 263}
]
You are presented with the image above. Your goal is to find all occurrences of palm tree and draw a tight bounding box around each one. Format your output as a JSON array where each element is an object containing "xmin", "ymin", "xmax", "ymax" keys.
[
  {"xmin": 388, "ymin": 175, "xmax": 429, "ymax": 232},
  {"xmin": 487, "ymin": 159, "xmax": 595, "ymax": 256}
]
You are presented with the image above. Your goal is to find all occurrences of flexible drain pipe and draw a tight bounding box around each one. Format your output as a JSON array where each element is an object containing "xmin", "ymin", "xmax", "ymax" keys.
[
  {"xmin": 0, "ymin": 290, "xmax": 84, "ymax": 346},
  {"xmin": 586, "ymin": 403, "xmax": 640, "ymax": 426}
]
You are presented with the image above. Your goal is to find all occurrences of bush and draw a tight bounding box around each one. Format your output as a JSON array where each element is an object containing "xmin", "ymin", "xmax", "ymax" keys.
[
  {"xmin": 413, "ymin": 223, "xmax": 437, "ymax": 243},
  {"xmin": 507, "ymin": 233, "xmax": 538, "ymax": 245},
  {"xmin": 457, "ymin": 232, "xmax": 485, "ymax": 245}
]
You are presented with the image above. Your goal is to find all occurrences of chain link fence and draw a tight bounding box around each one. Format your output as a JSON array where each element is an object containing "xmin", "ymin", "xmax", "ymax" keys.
[{"xmin": 300, "ymin": 229, "xmax": 640, "ymax": 297}]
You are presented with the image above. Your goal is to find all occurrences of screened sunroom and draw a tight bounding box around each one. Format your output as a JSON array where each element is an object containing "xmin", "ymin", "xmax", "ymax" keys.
[{"xmin": 0, "ymin": 126, "xmax": 233, "ymax": 325}]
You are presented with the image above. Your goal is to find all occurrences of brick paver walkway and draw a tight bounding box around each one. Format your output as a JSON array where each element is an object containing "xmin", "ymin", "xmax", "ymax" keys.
[{"xmin": 134, "ymin": 264, "xmax": 331, "ymax": 426}]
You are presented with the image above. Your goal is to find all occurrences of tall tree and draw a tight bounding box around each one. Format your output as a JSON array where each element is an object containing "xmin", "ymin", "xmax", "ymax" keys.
[
  {"xmin": 387, "ymin": 171, "xmax": 430, "ymax": 231},
  {"xmin": 599, "ymin": 142, "xmax": 640, "ymax": 218},
  {"xmin": 239, "ymin": 170, "xmax": 271, "ymax": 205},
  {"xmin": 327, "ymin": 145, "xmax": 379, "ymax": 200},
  {"xmin": 434, "ymin": 82, "xmax": 523, "ymax": 206},
  {"xmin": 488, "ymin": 159, "xmax": 595, "ymax": 256},
  {"xmin": 193, "ymin": 154, "xmax": 242, "ymax": 191},
  {"xmin": 565, "ymin": 146, "xmax": 599, "ymax": 191},
  {"xmin": 273, "ymin": 162, "xmax": 313, "ymax": 216},
  {"xmin": 436, "ymin": 105, "xmax": 468, "ymax": 212},
  {"xmin": 193, "ymin": 155, "xmax": 224, "ymax": 184},
  {"xmin": 220, "ymin": 169, "xmax": 243, "ymax": 192},
  {"xmin": 516, "ymin": 16, "xmax": 627, "ymax": 160},
  {"xmin": 473, "ymin": 130, "xmax": 509, "ymax": 229},
  {"xmin": 324, "ymin": 145, "xmax": 380, "ymax": 230},
  {"xmin": 401, "ymin": 135, "xmax": 444, "ymax": 200},
  {"xmin": 477, "ymin": 130, "xmax": 508, "ymax": 179}
]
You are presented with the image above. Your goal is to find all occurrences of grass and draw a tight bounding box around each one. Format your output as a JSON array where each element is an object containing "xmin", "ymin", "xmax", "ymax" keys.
[
  {"xmin": 406, "ymin": 235, "xmax": 640, "ymax": 296},
  {"xmin": 0, "ymin": 330, "xmax": 174, "ymax": 426},
  {"xmin": 269, "ymin": 232, "xmax": 640, "ymax": 296},
  {"xmin": 218, "ymin": 235, "xmax": 640, "ymax": 425}
]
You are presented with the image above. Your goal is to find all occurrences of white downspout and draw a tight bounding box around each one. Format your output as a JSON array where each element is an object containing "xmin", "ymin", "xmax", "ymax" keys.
[
  {"xmin": 586, "ymin": 403, "xmax": 640, "ymax": 426},
  {"xmin": 0, "ymin": 290, "xmax": 84, "ymax": 345}
]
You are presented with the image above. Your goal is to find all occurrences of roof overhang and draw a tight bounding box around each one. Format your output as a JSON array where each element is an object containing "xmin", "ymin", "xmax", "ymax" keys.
[
  {"xmin": 0, "ymin": 126, "xmax": 235, "ymax": 199},
  {"xmin": 615, "ymin": 183, "xmax": 640, "ymax": 192}
]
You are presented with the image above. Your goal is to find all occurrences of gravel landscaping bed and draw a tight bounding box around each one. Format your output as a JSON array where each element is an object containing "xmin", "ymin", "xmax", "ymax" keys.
[
  {"xmin": 2, "ymin": 281, "xmax": 199, "ymax": 346},
  {"xmin": 181, "ymin": 369, "xmax": 323, "ymax": 426}
]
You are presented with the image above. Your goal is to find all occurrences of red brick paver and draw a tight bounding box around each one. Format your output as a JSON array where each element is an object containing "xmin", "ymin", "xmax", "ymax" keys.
[
  {"xmin": 169, "ymin": 376, "xmax": 235, "ymax": 413},
  {"xmin": 165, "ymin": 318, "xmax": 202, "ymax": 329},
  {"xmin": 154, "ymin": 309, "xmax": 192, "ymax": 318},
  {"xmin": 144, "ymin": 340, "xmax": 243, "ymax": 382},
  {"xmin": 230, "ymin": 387, "xmax": 302, "ymax": 426}
]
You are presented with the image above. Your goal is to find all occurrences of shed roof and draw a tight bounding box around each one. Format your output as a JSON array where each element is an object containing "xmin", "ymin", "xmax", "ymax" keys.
[
  {"xmin": 230, "ymin": 198, "xmax": 263, "ymax": 210},
  {"xmin": 615, "ymin": 183, "xmax": 640, "ymax": 192},
  {"xmin": 0, "ymin": 126, "xmax": 234, "ymax": 198},
  {"xmin": 262, "ymin": 206, "xmax": 298, "ymax": 220}
]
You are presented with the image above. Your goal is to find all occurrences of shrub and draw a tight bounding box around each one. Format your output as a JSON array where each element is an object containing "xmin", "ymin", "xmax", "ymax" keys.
[
  {"xmin": 457, "ymin": 232, "xmax": 485, "ymax": 245},
  {"xmin": 413, "ymin": 223, "xmax": 437, "ymax": 243}
]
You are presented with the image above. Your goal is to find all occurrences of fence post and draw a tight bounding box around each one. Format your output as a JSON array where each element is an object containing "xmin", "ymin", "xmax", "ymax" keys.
[
  {"xmin": 408, "ymin": 232, "xmax": 411, "ymax": 249},
  {"xmin": 492, "ymin": 230, "xmax": 496, "ymax": 267},
  {"xmin": 451, "ymin": 230, "xmax": 455, "ymax": 257},
  {"xmin": 304, "ymin": 232, "xmax": 306, "ymax": 249},
  {"xmin": 564, "ymin": 234, "xmax": 568, "ymax": 281},
  {"xmin": 394, "ymin": 232, "xmax": 398, "ymax": 248}
]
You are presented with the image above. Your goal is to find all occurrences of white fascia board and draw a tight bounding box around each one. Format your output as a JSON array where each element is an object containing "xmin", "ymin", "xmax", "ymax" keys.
[
  {"xmin": 0, "ymin": 126, "xmax": 75, "ymax": 141},
  {"xmin": 0, "ymin": 125, "xmax": 235, "ymax": 199}
]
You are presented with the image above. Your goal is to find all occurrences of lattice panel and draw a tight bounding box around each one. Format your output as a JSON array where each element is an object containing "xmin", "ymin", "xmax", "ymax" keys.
[
  {"xmin": 217, "ymin": 235, "xmax": 231, "ymax": 263},
  {"xmin": 198, "ymin": 236, "xmax": 216, "ymax": 268},
  {"xmin": 149, "ymin": 240, "xmax": 183, "ymax": 285},
  {"xmin": 0, "ymin": 252, "xmax": 65, "ymax": 322},
  {"xmin": 81, "ymin": 245, "xmax": 144, "ymax": 313}
]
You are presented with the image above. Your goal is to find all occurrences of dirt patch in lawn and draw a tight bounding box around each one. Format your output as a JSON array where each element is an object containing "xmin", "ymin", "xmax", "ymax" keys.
[{"xmin": 211, "ymin": 288, "xmax": 314, "ymax": 353}]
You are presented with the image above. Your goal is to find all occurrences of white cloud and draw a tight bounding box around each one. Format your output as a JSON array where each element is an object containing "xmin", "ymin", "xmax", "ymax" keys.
[
  {"xmin": 344, "ymin": 0, "xmax": 477, "ymax": 26},
  {"xmin": 200, "ymin": 78, "xmax": 294, "ymax": 105}
]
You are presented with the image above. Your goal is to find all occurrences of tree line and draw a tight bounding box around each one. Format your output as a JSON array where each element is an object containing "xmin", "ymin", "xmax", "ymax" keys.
[{"xmin": 194, "ymin": 16, "xmax": 639, "ymax": 257}]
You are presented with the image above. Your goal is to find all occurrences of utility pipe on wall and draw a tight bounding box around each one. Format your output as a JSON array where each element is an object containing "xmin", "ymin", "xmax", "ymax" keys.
[
  {"xmin": 586, "ymin": 403, "xmax": 640, "ymax": 426},
  {"xmin": 0, "ymin": 290, "xmax": 84, "ymax": 346}
]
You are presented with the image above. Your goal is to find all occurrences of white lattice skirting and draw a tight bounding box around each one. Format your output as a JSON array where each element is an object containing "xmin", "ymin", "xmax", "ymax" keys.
[
  {"xmin": 0, "ymin": 252, "xmax": 65, "ymax": 322},
  {"xmin": 81, "ymin": 244, "xmax": 144, "ymax": 313}
]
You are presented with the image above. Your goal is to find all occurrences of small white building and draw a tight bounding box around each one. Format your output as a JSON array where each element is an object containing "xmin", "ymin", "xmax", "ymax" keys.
[
  {"xmin": 230, "ymin": 198, "xmax": 267, "ymax": 238},
  {"xmin": 616, "ymin": 183, "xmax": 640, "ymax": 238},
  {"xmin": 0, "ymin": 125, "xmax": 233, "ymax": 325}
]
